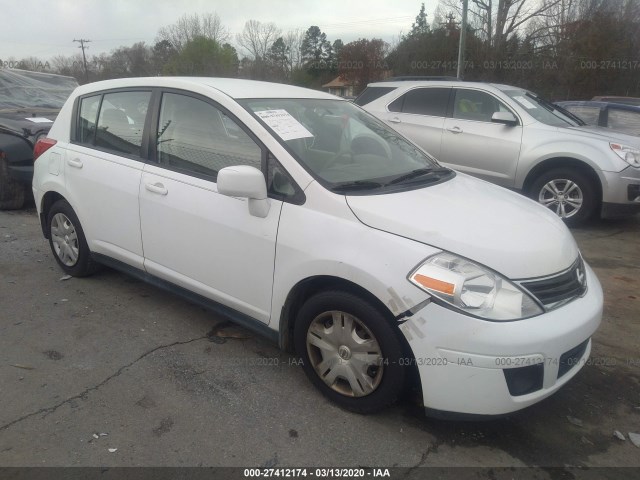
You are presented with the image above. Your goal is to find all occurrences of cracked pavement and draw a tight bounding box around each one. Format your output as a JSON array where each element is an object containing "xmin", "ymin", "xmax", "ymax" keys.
[{"xmin": 1, "ymin": 208, "xmax": 639, "ymax": 477}]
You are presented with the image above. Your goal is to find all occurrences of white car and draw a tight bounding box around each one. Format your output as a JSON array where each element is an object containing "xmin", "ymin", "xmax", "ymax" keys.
[
  {"xmin": 357, "ymin": 80, "xmax": 640, "ymax": 225},
  {"xmin": 32, "ymin": 77, "xmax": 602, "ymax": 417}
]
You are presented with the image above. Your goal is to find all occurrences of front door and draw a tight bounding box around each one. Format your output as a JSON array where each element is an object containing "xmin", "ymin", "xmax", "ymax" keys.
[{"xmin": 139, "ymin": 92, "xmax": 282, "ymax": 323}]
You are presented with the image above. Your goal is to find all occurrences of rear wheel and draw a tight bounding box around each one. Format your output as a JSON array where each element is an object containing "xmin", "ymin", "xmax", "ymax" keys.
[
  {"xmin": 530, "ymin": 168, "xmax": 598, "ymax": 226},
  {"xmin": 47, "ymin": 199, "xmax": 99, "ymax": 276},
  {"xmin": 0, "ymin": 157, "xmax": 26, "ymax": 210},
  {"xmin": 294, "ymin": 291, "xmax": 405, "ymax": 413}
]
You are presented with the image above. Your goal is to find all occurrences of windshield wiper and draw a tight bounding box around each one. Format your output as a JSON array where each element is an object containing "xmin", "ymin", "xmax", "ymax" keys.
[
  {"xmin": 331, "ymin": 180, "xmax": 386, "ymax": 193},
  {"xmin": 386, "ymin": 168, "xmax": 450, "ymax": 186}
]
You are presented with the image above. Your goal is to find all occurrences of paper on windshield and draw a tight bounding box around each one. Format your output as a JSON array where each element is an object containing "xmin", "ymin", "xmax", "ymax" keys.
[
  {"xmin": 513, "ymin": 96, "xmax": 537, "ymax": 110},
  {"xmin": 25, "ymin": 117, "xmax": 53, "ymax": 123},
  {"xmin": 255, "ymin": 109, "xmax": 314, "ymax": 141}
]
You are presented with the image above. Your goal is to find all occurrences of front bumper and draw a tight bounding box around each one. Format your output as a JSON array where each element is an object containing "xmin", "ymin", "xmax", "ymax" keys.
[
  {"xmin": 600, "ymin": 167, "xmax": 640, "ymax": 218},
  {"xmin": 399, "ymin": 262, "xmax": 603, "ymax": 416}
]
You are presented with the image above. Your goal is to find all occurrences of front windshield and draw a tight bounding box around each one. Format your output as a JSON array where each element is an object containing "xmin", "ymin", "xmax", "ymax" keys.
[
  {"xmin": 239, "ymin": 98, "xmax": 451, "ymax": 193},
  {"xmin": 0, "ymin": 69, "xmax": 79, "ymax": 110},
  {"xmin": 502, "ymin": 88, "xmax": 582, "ymax": 127}
]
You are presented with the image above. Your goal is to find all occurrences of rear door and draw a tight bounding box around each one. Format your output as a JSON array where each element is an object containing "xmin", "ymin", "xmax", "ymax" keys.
[
  {"xmin": 139, "ymin": 91, "xmax": 283, "ymax": 323},
  {"xmin": 381, "ymin": 87, "xmax": 450, "ymax": 158},
  {"xmin": 66, "ymin": 90, "xmax": 152, "ymax": 268},
  {"xmin": 440, "ymin": 88, "xmax": 523, "ymax": 187}
]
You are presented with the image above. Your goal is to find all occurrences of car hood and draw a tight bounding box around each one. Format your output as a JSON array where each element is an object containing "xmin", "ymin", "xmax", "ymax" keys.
[
  {"xmin": 565, "ymin": 125, "xmax": 640, "ymax": 146},
  {"xmin": 346, "ymin": 174, "xmax": 579, "ymax": 279}
]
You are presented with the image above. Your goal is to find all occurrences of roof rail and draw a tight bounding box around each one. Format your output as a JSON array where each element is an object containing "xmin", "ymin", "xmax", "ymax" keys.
[{"xmin": 382, "ymin": 76, "xmax": 461, "ymax": 82}]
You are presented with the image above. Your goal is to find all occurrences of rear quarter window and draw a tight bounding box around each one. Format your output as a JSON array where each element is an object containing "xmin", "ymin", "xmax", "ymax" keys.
[{"xmin": 354, "ymin": 87, "xmax": 396, "ymax": 106}]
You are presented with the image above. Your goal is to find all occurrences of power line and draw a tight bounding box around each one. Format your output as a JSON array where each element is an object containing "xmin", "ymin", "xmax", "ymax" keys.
[{"xmin": 73, "ymin": 38, "xmax": 91, "ymax": 82}]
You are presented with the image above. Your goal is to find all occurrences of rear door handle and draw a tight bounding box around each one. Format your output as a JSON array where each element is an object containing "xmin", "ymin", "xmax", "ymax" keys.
[
  {"xmin": 67, "ymin": 158, "xmax": 83, "ymax": 169},
  {"xmin": 388, "ymin": 117, "xmax": 401, "ymax": 124},
  {"xmin": 446, "ymin": 126, "xmax": 463, "ymax": 134},
  {"xmin": 145, "ymin": 182, "xmax": 168, "ymax": 196}
]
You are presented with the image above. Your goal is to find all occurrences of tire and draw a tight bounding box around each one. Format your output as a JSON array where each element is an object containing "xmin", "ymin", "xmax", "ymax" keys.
[
  {"xmin": 294, "ymin": 290, "xmax": 405, "ymax": 413},
  {"xmin": 529, "ymin": 168, "xmax": 598, "ymax": 226},
  {"xmin": 0, "ymin": 157, "xmax": 26, "ymax": 210},
  {"xmin": 47, "ymin": 199, "xmax": 100, "ymax": 277}
]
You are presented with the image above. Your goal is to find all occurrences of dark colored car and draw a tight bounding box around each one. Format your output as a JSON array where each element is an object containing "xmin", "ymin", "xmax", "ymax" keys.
[
  {"xmin": 556, "ymin": 100, "xmax": 640, "ymax": 137},
  {"xmin": 0, "ymin": 69, "xmax": 78, "ymax": 209}
]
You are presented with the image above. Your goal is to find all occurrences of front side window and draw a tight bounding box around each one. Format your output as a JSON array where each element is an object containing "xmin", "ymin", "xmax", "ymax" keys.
[
  {"xmin": 453, "ymin": 89, "xmax": 510, "ymax": 123},
  {"xmin": 156, "ymin": 93, "xmax": 261, "ymax": 180},
  {"xmin": 389, "ymin": 88, "xmax": 450, "ymax": 117},
  {"xmin": 94, "ymin": 91, "xmax": 151, "ymax": 155},
  {"xmin": 239, "ymin": 98, "xmax": 452, "ymax": 194}
]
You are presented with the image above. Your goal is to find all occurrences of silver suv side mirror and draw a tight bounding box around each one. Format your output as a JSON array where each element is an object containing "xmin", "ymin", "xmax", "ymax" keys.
[{"xmin": 491, "ymin": 111, "xmax": 518, "ymax": 126}]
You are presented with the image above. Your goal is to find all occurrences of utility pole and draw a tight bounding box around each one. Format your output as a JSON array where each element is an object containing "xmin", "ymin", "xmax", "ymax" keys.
[
  {"xmin": 457, "ymin": 0, "xmax": 468, "ymax": 79},
  {"xmin": 73, "ymin": 39, "xmax": 91, "ymax": 83}
]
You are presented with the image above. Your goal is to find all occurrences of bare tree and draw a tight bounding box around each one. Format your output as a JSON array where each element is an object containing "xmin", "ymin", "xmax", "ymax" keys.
[
  {"xmin": 237, "ymin": 20, "xmax": 282, "ymax": 60},
  {"xmin": 440, "ymin": 0, "xmax": 563, "ymax": 53},
  {"xmin": 283, "ymin": 29, "xmax": 304, "ymax": 70},
  {"xmin": 156, "ymin": 13, "xmax": 229, "ymax": 52}
]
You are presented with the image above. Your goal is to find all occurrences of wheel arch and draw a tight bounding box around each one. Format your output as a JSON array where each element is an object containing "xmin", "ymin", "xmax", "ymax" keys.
[
  {"xmin": 39, "ymin": 190, "xmax": 67, "ymax": 238},
  {"xmin": 278, "ymin": 275, "xmax": 397, "ymax": 353},
  {"xmin": 522, "ymin": 157, "xmax": 603, "ymax": 202}
]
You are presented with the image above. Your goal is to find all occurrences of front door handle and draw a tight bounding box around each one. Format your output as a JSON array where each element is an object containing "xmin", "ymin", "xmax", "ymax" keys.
[
  {"xmin": 388, "ymin": 117, "xmax": 401, "ymax": 124},
  {"xmin": 446, "ymin": 126, "xmax": 463, "ymax": 134},
  {"xmin": 67, "ymin": 158, "xmax": 83, "ymax": 169},
  {"xmin": 145, "ymin": 182, "xmax": 168, "ymax": 196}
]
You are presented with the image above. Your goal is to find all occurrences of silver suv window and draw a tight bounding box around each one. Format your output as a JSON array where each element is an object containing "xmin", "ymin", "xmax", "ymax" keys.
[
  {"xmin": 388, "ymin": 88, "xmax": 450, "ymax": 117},
  {"xmin": 452, "ymin": 89, "xmax": 511, "ymax": 123}
]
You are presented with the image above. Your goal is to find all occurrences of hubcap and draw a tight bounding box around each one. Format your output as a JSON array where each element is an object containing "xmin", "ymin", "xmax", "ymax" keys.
[
  {"xmin": 538, "ymin": 179, "xmax": 583, "ymax": 219},
  {"xmin": 50, "ymin": 213, "xmax": 79, "ymax": 267},
  {"xmin": 306, "ymin": 311, "xmax": 383, "ymax": 397}
]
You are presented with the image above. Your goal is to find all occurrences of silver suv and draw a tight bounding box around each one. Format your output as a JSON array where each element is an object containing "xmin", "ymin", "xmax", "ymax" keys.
[{"xmin": 357, "ymin": 81, "xmax": 640, "ymax": 225}]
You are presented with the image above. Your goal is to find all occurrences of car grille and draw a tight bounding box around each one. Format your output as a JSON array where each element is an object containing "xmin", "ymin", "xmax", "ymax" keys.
[{"xmin": 519, "ymin": 257, "xmax": 587, "ymax": 310}]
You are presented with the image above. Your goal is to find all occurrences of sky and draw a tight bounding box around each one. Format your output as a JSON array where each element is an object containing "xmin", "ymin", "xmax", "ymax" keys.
[{"xmin": 0, "ymin": 0, "xmax": 437, "ymax": 62}]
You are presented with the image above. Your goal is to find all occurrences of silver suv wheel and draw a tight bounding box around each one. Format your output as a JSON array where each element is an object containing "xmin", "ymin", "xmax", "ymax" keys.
[{"xmin": 538, "ymin": 179, "xmax": 584, "ymax": 219}]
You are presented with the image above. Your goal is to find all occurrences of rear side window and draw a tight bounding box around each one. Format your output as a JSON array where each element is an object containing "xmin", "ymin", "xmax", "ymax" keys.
[
  {"xmin": 156, "ymin": 93, "xmax": 262, "ymax": 180},
  {"xmin": 77, "ymin": 95, "xmax": 101, "ymax": 143},
  {"xmin": 354, "ymin": 86, "xmax": 396, "ymax": 106},
  {"xmin": 388, "ymin": 88, "xmax": 450, "ymax": 117},
  {"xmin": 95, "ymin": 91, "xmax": 151, "ymax": 156},
  {"xmin": 607, "ymin": 108, "xmax": 640, "ymax": 135}
]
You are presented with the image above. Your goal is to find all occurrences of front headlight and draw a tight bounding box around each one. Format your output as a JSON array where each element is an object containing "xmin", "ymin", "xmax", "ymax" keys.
[
  {"xmin": 408, "ymin": 252, "xmax": 543, "ymax": 321},
  {"xmin": 610, "ymin": 143, "xmax": 640, "ymax": 168}
]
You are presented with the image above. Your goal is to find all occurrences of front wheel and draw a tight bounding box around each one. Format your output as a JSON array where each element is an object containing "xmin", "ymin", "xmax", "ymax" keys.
[
  {"xmin": 530, "ymin": 168, "xmax": 598, "ymax": 226},
  {"xmin": 294, "ymin": 291, "xmax": 406, "ymax": 413}
]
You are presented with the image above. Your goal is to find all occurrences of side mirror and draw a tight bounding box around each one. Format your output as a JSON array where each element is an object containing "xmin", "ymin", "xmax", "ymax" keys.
[
  {"xmin": 491, "ymin": 111, "xmax": 518, "ymax": 126},
  {"xmin": 217, "ymin": 165, "xmax": 270, "ymax": 218}
]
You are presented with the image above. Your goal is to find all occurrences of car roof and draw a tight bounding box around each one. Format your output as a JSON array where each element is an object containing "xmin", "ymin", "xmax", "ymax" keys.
[
  {"xmin": 73, "ymin": 77, "xmax": 338, "ymax": 100},
  {"xmin": 366, "ymin": 80, "xmax": 518, "ymax": 91}
]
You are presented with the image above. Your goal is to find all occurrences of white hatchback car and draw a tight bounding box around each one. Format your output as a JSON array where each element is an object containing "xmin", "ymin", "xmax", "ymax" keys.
[{"xmin": 33, "ymin": 78, "xmax": 602, "ymax": 417}]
